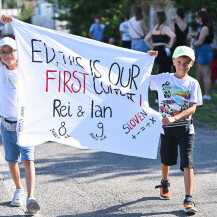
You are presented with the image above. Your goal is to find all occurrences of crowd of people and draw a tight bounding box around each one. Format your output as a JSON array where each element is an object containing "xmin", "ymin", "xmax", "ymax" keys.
[{"xmin": 89, "ymin": 5, "xmax": 215, "ymax": 101}]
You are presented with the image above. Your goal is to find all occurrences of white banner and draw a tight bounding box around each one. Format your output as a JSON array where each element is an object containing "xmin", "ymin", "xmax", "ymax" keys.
[{"xmin": 12, "ymin": 20, "xmax": 162, "ymax": 159}]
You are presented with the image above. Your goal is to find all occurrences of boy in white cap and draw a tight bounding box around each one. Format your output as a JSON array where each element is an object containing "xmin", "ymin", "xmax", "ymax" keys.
[
  {"xmin": 149, "ymin": 46, "xmax": 202, "ymax": 214},
  {"xmin": 0, "ymin": 15, "xmax": 40, "ymax": 214}
]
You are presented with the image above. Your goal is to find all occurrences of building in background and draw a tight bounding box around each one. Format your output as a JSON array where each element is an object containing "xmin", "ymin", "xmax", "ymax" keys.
[
  {"xmin": 31, "ymin": 0, "xmax": 69, "ymax": 33},
  {"xmin": 1, "ymin": 0, "xmax": 69, "ymax": 36},
  {"xmin": 31, "ymin": 1, "xmax": 55, "ymax": 30}
]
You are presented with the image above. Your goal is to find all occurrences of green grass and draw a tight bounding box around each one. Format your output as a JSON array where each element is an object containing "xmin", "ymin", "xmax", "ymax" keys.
[
  {"xmin": 193, "ymin": 83, "xmax": 217, "ymax": 130},
  {"xmin": 149, "ymin": 64, "xmax": 217, "ymax": 130}
]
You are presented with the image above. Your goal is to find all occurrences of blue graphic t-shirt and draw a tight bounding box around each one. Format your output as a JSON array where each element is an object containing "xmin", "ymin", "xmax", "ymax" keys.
[{"xmin": 149, "ymin": 73, "xmax": 203, "ymax": 133}]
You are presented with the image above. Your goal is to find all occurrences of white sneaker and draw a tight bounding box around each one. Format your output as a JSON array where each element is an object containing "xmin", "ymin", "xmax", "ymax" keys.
[
  {"xmin": 206, "ymin": 95, "xmax": 211, "ymax": 100},
  {"xmin": 11, "ymin": 189, "xmax": 25, "ymax": 206},
  {"xmin": 26, "ymin": 198, "xmax": 40, "ymax": 214},
  {"xmin": 203, "ymin": 95, "xmax": 211, "ymax": 100}
]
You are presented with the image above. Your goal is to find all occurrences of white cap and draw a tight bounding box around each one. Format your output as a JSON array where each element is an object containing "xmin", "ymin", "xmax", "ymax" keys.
[{"xmin": 0, "ymin": 37, "xmax": 16, "ymax": 50}]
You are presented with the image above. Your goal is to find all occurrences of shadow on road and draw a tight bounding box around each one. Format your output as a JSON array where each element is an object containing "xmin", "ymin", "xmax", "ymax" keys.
[
  {"xmin": 1, "ymin": 121, "xmax": 217, "ymax": 183},
  {"xmin": 29, "ymin": 126, "xmax": 217, "ymax": 183},
  {"xmin": 0, "ymin": 216, "xmax": 24, "ymax": 217},
  {"xmin": 0, "ymin": 201, "xmax": 11, "ymax": 207},
  {"xmin": 32, "ymin": 146, "xmax": 162, "ymax": 183},
  {"xmin": 57, "ymin": 197, "xmax": 190, "ymax": 217}
]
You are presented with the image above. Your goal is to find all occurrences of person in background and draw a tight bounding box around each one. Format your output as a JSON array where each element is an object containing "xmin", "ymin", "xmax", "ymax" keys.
[
  {"xmin": 145, "ymin": 11, "xmax": 176, "ymax": 103},
  {"xmin": 192, "ymin": 10, "xmax": 213, "ymax": 100},
  {"xmin": 145, "ymin": 11, "xmax": 176, "ymax": 74},
  {"xmin": 200, "ymin": 6, "xmax": 213, "ymax": 48},
  {"xmin": 188, "ymin": 6, "xmax": 211, "ymax": 40},
  {"xmin": 0, "ymin": 15, "xmax": 40, "ymax": 215},
  {"xmin": 89, "ymin": 16, "xmax": 105, "ymax": 42},
  {"xmin": 101, "ymin": 35, "xmax": 109, "ymax": 43},
  {"xmin": 119, "ymin": 14, "xmax": 131, "ymax": 49},
  {"xmin": 201, "ymin": 6, "xmax": 210, "ymax": 15},
  {"xmin": 128, "ymin": 5, "xmax": 149, "ymax": 52},
  {"xmin": 108, "ymin": 37, "xmax": 115, "ymax": 45},
  {"xmin": 211, "ymin": 49, "xmax": 217, "ymax": 85},
  {"xmin": 171, "ymin": 8, "xmax": 188, "ymax": 54}
]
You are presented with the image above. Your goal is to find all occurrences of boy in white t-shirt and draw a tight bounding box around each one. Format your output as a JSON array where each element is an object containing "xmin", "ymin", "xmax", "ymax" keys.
[
  {"xmin": 0, "ymin": 15, "xmax": 40, "ymax": 214},
  {"xmin": 149, "ymin": 46, "xmax": 202, "ymax": 214}
]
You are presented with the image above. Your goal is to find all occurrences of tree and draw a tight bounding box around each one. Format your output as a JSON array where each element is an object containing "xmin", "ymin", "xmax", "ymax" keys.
[
  {"xmin": 2, "ymin": 0, "xmax": 17, "ymax": 9},
  {"xmin": 172, "ymin": 0, "xmax": 217, "ymax": 21},
  {"xmin": 49, "ymin": 0, "xmax": 133, "ymax": 43},
  {"xmin": 19, "ymin": 5, "xmax": 33, "ymax": 23}
]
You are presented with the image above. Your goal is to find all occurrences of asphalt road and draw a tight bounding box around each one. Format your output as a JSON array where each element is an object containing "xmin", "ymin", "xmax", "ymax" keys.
[{"xmin": 0, "ymin": 121, "xmax": 217, "ymax": 217}]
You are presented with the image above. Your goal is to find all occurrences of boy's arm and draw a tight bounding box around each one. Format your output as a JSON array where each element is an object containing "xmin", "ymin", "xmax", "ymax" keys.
[{"xmin": 162, "ymin": 102, "xmax": 197, "ymax": 126}]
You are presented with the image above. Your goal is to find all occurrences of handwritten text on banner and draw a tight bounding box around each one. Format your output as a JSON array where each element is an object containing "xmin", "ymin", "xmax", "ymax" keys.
[{"xmin": 12, "ymin": 20, "xmax": 162, "ymax": 159}]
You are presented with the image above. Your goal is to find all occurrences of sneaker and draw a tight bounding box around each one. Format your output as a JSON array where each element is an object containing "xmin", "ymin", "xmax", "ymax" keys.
[
  {"xmin": 203, "ymin": 95, "xmax": 211, "ymax": 100},
  {"xmin": 206, "ymin": 95, "xmax": 211, "ymax": 100},
  {"xmin": 155, "ymin": 181, "xmax": 171, "ymax": 200},
  {"xmin": 26, "ymin": 198, "xmax": 40, "ymax": 214},
  {"xmin": 183, "ymin": 199, "xmax": 197, "ymax": 214},
  {"xmin": 11, "ymin": 189, "xmax": 25, "ymax": 206}
]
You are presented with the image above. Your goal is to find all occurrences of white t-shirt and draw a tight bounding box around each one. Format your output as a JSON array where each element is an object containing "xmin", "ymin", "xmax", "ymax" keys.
[
  {"xmin": 149, "ymin": 73, "xmax": 203, "ymax": 134},
  {"xmin": 119, "ymin": 21, "xmax": 131, "ymax": 41},
  {"xmin": 128, "ymin": 17, "xmax": 144, "ymax": 39},
  {"xmin": 0, "ymin": 61, "xmax": 18, "ymax": 121}
]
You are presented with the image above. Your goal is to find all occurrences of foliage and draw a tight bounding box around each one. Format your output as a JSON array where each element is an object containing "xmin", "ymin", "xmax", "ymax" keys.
[
  {"xmin": 2, "ymin": 0, "xmax": 17, "ymax": 9},
  {"xmin": 49, "ymin": 0, "xmax": 133, "ymax": 43},
  {"xmin": 171, "ymin": 0, "xmax": 217, "ymax": 21},
  {"xmin": 185, "ymin": 66, "xmax": 217, "ymax": 130},
  {"xmin": 19, "ymin": 6, "xmax": 33, "ymax": 24}
]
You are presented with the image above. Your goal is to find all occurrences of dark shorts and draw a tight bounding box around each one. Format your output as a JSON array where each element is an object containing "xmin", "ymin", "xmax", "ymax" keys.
[
  {"xmin": 122, "ymin": 40, "xmax": 131, "ymax": 49},
  {"xmin": 160, "ymin": 127, "xmax": 195, "ymax": 171},
  {"xmin": 154, "ymin": 45, "xmax": 172, "ymax": 73}
]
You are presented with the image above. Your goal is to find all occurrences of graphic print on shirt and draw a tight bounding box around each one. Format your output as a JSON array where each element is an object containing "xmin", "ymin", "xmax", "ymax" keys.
[
  {"xmin": 160, "ymin": 81, "xmax": 190, "ymax": 118},
  {"xmin": 4, "ymin": 75, "xmax": 18, "ymax": 89}
]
